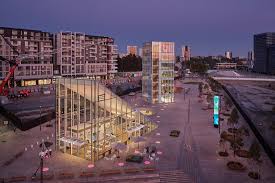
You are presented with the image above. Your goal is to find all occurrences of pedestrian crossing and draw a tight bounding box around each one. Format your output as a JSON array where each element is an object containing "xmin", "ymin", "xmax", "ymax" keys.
[{"xmin": 159, "ymin": 170, "xmax": 194, "ymax": 183}]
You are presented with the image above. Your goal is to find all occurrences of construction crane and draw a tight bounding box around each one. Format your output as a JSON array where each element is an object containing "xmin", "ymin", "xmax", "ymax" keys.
[{"xmin": 0, "ymin": 35, "xmax": 60, "ymax": 97}]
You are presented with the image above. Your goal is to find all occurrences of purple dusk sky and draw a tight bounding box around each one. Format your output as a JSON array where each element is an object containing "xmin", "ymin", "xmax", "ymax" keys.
[{"xmin": 0, "ymin": 0, "xmax": 274, "ymax": 57}]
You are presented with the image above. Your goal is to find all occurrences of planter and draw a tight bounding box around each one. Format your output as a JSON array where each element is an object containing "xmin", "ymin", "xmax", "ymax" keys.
[
  {"xmin": 236, "ymin": 150, "xmax": 250, "ymax": 158},
  {"xmin": 227, "ymin": 161, "xmax": 246, "ymax": 171},
  {"xmin": 228, "ymin": 128, "xmax": 238, "ymax": 134},
  {"xmin": 218, "ymin": 151, "xmax": 229, "ymax": 157},
  {"xmin": 221, "ymin": 132, "xmax": 243, "ymax": 146},
  {"xmin": 248, "ymin": 171, "xmax": 260, "ymax": 180}
]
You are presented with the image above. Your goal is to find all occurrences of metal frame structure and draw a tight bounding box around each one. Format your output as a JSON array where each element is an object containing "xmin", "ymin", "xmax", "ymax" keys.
[{"xmin": 56, "ymin": 77, "xmax": 156, "ymax": 162}]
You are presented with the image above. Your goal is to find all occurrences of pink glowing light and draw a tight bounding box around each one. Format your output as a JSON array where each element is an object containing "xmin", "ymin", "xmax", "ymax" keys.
[
  {"xmin": 88, "ymin": 164, "xmax": 95, "ymax": 168},
  {"xmin": 155, "ymin": 141, "xmax": 160, "ymax": 144},
  {"xmin": 42, "ymin": 167, "xmax": 49, "ymax": 172},
  {"xmin": 157, "ymin": 151, "xmax": 163, "ymax": 155},
  {"xmin": 134, "ymin": 150, "xmax": 140, "ymax": 154},
  {"xmin": 144, "ymin": 161, "xmax": 151, "ymax": 165},
  {"xmin": 118, "ymin": 162, "xmax": 124, "ymax": 167},
  {"xmin": 156, "ymin": 133, "xmax": 160, "ymax": 136}
]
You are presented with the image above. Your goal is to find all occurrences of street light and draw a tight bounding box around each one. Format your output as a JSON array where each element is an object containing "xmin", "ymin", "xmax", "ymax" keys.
[
  {"xmin": 40, "ymin": 105, "xmax": 42, "ymax": 131},
  {"xmin": 32, "ymin": 142, "xmax": 52, "ymax": 183}
]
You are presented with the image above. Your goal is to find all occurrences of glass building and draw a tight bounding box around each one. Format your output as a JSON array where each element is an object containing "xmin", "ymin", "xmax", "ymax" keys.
[
  {"xmin": 55, "ymin": 78, "xmax": 156, "ymax": 162},
  {"xmin": 254, "ymin": 32, "xmax": 275, "ymax": 74},
  {"xmin": 142, "ymin": 42, "xmax": 175, "ymax": 103}
]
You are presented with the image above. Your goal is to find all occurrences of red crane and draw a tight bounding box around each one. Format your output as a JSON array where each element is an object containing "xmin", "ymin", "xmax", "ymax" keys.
[
  {"xmin": 0, "ymin": 34, "xmax": 21, "ymax": 96},
  {"xmin": 0, "ymin": 35, "xmax": 60, "ymax": 97},
  {"xmin": 0, "ymin": 56, "xmax": 20, "ymax": 95}
]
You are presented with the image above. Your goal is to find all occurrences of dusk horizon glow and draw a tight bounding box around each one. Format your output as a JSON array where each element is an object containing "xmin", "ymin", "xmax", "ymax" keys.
[{"xmin": 0, "ymin": 0, "xmax": 275, "ymax": 57}]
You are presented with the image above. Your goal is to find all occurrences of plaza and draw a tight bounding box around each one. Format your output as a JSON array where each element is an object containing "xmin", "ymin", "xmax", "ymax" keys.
[{"xmin": 1, "ymin": 79, "xmax": 275, "ymax": 182}]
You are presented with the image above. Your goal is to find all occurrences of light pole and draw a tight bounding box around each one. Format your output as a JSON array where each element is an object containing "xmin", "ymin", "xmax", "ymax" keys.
[
  {"xmin": 39, "ymin": 105, "xmax": 42, "ymax": 131},
  {"xmin": 32, "ymin": 142, "xmax": 52, "ymax": 183}
]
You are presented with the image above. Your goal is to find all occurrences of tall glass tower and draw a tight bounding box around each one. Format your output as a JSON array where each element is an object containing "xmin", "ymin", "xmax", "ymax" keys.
[{"xmin": 142, "ymin": 42, "xmax": 175, "ymax": 103}]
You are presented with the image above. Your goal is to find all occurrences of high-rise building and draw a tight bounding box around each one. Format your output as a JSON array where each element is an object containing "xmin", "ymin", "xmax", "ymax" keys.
[
  {"xmin": 225, "ymin": 51, "xmax": 232, "ymax": 59},
  {"xmin": 142, "ymin": 41, "xmax": 175, "ymax": 104},
  {"xmin": 248, "ymin": 51, "xmax": 254, "ymax": 69},
  {"xmin": 0, "ymin": 27, "xmax": 53, "ymax": 86},
  {"xmin": 138, "ymin": 48, "xmax": 143, "ymax": 57},
  {"xmin": 127, "ymin": 45, "xmax": 138, "ymax": 55},
  {"xmin": 55, "ymin": 31, "xmax": 118, "ymax": 79},
  {"xmin": 181, "ymin": 46, "xmax": 191, "ymax": 61},
  {"xmin": 254, "ymin": 33, "xmax": 275, "ymax": 74}
]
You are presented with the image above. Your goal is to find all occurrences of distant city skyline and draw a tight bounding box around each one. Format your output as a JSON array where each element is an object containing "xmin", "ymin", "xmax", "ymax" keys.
[{"xmin": 0, "ymin": 0, "xmax": 275, "ymax": 57}]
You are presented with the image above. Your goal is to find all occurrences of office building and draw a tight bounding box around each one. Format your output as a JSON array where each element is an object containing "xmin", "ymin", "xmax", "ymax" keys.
[
  {"xmin": 55, "ymin": 32, "xmax": 118, "ymax": 79},
  {"xmin": 248, "ymin": 51, "xmax": 254, "ymax": 69},
  {"xmin": 225, "ymin": 51, "xmax": 232, "ymax": 59},
  {"xmin": 181, "ymin": 46, "xmax": 191, "ymax": 61},
  {"xmin": 254, "ymin": 33, "xmax": 275, "ymax": 74},
  {"xmin": 0, "ymin": 27, "xmax": 53, "ymax": 86},
  {"xmin": 142, "ymin": 41, "xmax": 175, "ymax": 104},
  {"xmin": 56, "ymin": 77, "xmax": 156, "ymax": 162},
  {"xmin": 127, "ymin": 45, "xmax": 138, "ymax": 55}
]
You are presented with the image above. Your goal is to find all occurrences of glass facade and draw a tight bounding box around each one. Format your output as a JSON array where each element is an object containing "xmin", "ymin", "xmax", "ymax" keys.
[
  {"xmin": 56, "ymin": 78, "xmax": 156, "ymax": 162},
  {"xmin": 142, "ymin": 42, "xmax": 175, "ymax": 103}
]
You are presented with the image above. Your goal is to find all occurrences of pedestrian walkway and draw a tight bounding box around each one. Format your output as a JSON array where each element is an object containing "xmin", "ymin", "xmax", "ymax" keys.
[{"xmin": 159, "ymin": 170, "xmax": 194, "ymax": 183}]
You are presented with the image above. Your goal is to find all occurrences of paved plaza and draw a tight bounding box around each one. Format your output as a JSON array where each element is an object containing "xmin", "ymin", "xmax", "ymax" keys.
[{"xmin": 0, "ymin": 79, "xmax": 275, "ymax": 182}]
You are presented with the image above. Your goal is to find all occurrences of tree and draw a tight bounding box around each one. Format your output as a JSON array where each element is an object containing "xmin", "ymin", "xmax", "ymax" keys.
[
  {"xmin": 198, "ymin": 83, "xmax": 203, "ymax": 96},
  {"xmin": 117, "ymin": 54, "xmax": 142, "ymax": 72},
  {"xmin": 249, "ymin": 141, "xmax": 261, "ymax": 178},
  {"xmin": 225, "ymin": 96, "xmax": 233, "ymax": 110},
  {"xmin": 228, "ymin": 108, "xmax": 239, "ymax": 127}
]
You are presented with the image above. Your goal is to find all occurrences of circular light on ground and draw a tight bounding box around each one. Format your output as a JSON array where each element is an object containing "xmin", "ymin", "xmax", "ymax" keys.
[
  {"xmin": 156, "ymin": 116, "xmax": 160, "ymax": 118},
  {"xmin": 156, "ymin": 120, "xmax": 160, "ymax": 123},
  {"xmin": 157, "ymin": 151, "xmax": 163, "ymax": 155},
  {"xmin": 161, "ymin": 109, "xmax": 164, "ymax": 111},
  {"xmin": 42, "ymin": 167, "xmax": 49, "ymax": 172},
  {"xmin": 155, "ymin": 141, "xmax": 160, "ymax": 144},
  {"xmin": 118, "ymin": 162, "xmax": 124, "ymax": 167},
  {"xmin": 156, "ymin": 133, "xmax": 160, "ymax": 136},
  {"xmin": 88, "ymin": 164, "xmax": 95, "ymax": 168},
  {"xmin": 134, "ymin": 150, "xmax": 140, "ymax": 154},
  {"xmin": 144, "ymin": 161, "xmax": 151, "ymax": 165}
]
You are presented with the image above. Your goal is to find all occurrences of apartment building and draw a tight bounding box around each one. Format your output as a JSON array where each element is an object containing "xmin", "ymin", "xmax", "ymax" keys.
[
  {"xmin": 0, "ymin": 27, "xmax": 53, "ymax": 86},
  {"xmin": 0, "ymin": 28, "xmax": 118, "ymax": 89},
  {"xmin": 142, "ymin": 41, "xmax": 175, "ymax": 104},
  {"xmin": 55, "ymin": 32, "xmax": 118, "ymax": 79}
]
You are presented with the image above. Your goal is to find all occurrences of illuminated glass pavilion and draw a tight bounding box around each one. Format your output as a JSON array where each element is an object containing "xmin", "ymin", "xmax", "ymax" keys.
[{"xmin": 55, "ymin": 78, "xmax": 156, "ymax": 162}]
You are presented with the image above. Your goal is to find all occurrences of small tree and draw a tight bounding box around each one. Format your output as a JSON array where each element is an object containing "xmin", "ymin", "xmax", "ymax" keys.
[
  {"xmin": 204, "ymin": 84, "xmax": 209, "ymax": 90},
  {"xmin": 225, "ymin": 96, "xmax": 233, "ymax": 110},
  {"xmin": 249, "ymin": 141, "xmax": 261, "ymax": 178},
  {"xmin": 198, "ymin": 83, "xmax": 203, "ymax": 97},
  {"xmin": 206, "ymin": 94, "xmax": 212, "ymax": 103}
]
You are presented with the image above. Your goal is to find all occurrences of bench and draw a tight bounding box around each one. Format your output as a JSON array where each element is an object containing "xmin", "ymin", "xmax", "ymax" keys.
[
  {"xmin": 79, "ymin": 171, "xmax": 94, "ymax": 178},
  {"xmin": 143, "ymin": 166, "xmax": 156, "ymax": 172},
  {"xmin": 58, "ymin": 172, "xmax": 74, "ymax": 179},
  {"xmin": 100, "ymin": 169, "xmax": 121, "ymax": 176},
  {"xmin": 124, "ymin": 168, "xmax": 140, "ymax": 174},
  {"xmin": 6, "ymin": 176, "xmax": 27, "ymax": 182},
  {"xmin": 31, "ymin": 174, "xmax": 54, "ymax": 181}
]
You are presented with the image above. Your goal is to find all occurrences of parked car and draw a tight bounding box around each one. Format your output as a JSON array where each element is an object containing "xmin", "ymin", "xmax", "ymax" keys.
[
  {"xmin": 170, "ymin": 130, "xmax": 180, "ymax": 137},
  {"xmin": 126, "ymin": 155, "xmax": 143, "ymax": 163}
]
